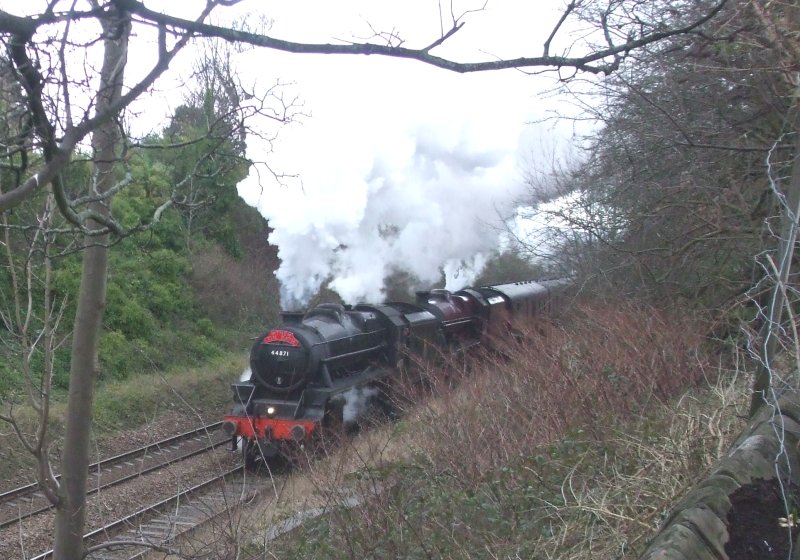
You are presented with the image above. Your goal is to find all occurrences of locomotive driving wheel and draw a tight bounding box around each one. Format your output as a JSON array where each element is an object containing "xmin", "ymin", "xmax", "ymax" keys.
[{"xmin": 316, "ymin": 400, "xmax": 347, "ymax": 455}]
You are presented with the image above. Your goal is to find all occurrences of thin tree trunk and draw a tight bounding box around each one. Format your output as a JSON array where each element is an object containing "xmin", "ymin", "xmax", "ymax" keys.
[
  {"xmin": 749, "ymin": 115, "xmax": 800, "ymax": 417},
  {"xmin": 746, "ymin": 0, "xmax": 800, "ymax": 418},
  {"xmin": 52, "ymin": 8, "xmax": 130, "ymax": 559}
]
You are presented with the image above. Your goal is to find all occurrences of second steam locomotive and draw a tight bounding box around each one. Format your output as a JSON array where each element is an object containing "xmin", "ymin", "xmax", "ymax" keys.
[{"xmin": 222, "ymin": 279, "xmax": 570, "ymax": 470}]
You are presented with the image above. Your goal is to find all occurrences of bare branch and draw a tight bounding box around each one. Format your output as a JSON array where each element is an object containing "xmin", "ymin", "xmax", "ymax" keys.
[
  {"xmin": 544, "ymin": 1, "xmax": 578, "ymax": 58},
  {"xmin": 113, "ymin": 0, "xmax": 729, "ymax": 75}
]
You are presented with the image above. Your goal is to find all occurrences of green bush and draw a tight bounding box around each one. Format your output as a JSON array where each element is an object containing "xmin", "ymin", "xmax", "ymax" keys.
[
  {"xmin": 106, "ymin": 295, "xmax": 156, "ymax": 341},
  {"xmin": 0, "ymin": 358, "xmax": 20, "ymax": 399},
  {"xmin": 47, "ymin": 348, "xmax": 73, "ymax": 391},
  {"xmin": 0, "ymin": 120, "xmax": 278, "ymax": 413},
  {"xmin": 196, "ymin": 317, "xmax": 214, "ymax": 337},
  {"xmin": 99, "ymin": 330, "xmax": 129, "ymax": 377},
  {"xmin": 98, "ymin": 330, "xmax": 155, "ymax": 380}
]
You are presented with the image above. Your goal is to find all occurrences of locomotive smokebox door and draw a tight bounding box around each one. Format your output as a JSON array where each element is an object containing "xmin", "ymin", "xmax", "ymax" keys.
[{"xmin": 251, "ymin": 328, "xmax": 313, "ymax": 392}]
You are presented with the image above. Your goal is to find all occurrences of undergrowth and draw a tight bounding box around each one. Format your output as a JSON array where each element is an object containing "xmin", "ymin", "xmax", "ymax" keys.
[
  {"xmin": 243, "ymin": 301, "xmax": 749, "ymax": 559},
  {"xmin": 90, "ymin": 352, "xmax": 245, "ymax": 432}
]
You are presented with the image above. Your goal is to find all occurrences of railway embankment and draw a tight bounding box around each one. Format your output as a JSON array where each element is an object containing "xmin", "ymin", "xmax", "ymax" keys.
[{"xmin": 640, "ymin": 392, "xmax": 800, "ymax": 559}]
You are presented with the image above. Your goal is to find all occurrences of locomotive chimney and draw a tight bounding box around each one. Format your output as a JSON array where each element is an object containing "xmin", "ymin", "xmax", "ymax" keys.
[{"xmin": 280, "ymin": 311, "xmax": 305, "ymax": 325}]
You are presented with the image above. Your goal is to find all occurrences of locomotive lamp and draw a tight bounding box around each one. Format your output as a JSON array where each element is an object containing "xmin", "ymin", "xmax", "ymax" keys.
[{"xmin": 266, "ymin": 406, "xmax": 276, "ymax": 416}]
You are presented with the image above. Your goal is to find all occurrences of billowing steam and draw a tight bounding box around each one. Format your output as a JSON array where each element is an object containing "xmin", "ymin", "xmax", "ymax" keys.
[
  {"xmin": 236, "ymin": 49, "xmax": 556, "ymax": 309},
  {"xmin": 252, "ymin": 115, "xmax": 529, "ymax": 309},
  {"xmin": 342, "ymin": 385, "xmax": 381, "ymax": 425}
]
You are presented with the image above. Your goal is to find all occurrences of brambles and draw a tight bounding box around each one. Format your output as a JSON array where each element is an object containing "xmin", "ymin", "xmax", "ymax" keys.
[{"xmin": 250, "ymin": 301, "xmax": 748, "ymax": 559}]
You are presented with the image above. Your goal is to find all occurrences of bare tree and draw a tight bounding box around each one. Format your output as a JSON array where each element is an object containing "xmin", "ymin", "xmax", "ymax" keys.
[
  {"xmin": 525, "ymin": 1, "xmax": 782, "ymax": 304},
  {"xmin": 0, "ymin": 54, "xmax": 66, "ymax": 519},
  {"xmin": 746, "ymin": 0, "xmax": 800, "ymax": 416},
  {"xmin": 0, "ymin": 1, "xmax": 732, "ymax": 558},
  {"xmin": 0, "ymin": 193, "xmax": 65, "ymax": 509},
  {"xmin": 508, "ymin": 0, "xmax": 797, "ymax": 415},
  {"xmin": 51, "ymin": 8, "xmax": 130, "ymax": 558}
]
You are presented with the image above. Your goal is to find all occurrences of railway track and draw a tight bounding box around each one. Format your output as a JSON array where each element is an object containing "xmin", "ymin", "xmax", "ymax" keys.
[
  {"xmin": 0, "ymin": 422, "xmax": 226, "ymax": 530},
  {"xmin": 30, "ymin": 466, "xmax": 249, "ymax": 560}
]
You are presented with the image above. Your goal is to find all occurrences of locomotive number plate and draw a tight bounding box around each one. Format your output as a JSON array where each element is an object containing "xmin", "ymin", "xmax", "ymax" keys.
[{"xmin": 270, "ymin": 349, "xmax": 290, "ymax": 358}]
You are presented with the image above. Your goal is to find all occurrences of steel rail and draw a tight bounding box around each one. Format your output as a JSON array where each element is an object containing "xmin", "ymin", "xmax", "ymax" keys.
[
  {"xmin": 30, "ymin": 466, "xmax": 244, "ymax": 560},
  {"xmin": 0, "ymin": 422, "xmax": 224, "ymax": 528}
]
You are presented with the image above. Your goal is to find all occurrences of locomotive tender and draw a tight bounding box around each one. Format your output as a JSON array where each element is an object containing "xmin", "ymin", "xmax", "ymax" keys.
[{"xmin": 222, "ymin": 279, "xmax": 570, "ymax": 470}]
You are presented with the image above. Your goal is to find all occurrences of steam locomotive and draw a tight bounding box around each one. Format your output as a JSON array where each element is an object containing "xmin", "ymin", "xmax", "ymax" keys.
[{"xmin": 222, "ymin": 279, "xmax": 570, "ymax": 470}]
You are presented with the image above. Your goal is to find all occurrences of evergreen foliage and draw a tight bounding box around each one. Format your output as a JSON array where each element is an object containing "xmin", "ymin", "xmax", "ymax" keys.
[{"xmin": 1, "ymin": 108, "xmax": 280, "ymax": 394}]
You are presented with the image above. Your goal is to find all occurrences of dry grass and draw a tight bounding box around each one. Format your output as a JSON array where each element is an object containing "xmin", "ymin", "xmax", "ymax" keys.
[
  {"xmin": 408, "ymin": 302, "xmax": 714, "ymax": 479},
  {"xmin": 221, "ymin": 300, "xmax": 751, "ymax": 560}
]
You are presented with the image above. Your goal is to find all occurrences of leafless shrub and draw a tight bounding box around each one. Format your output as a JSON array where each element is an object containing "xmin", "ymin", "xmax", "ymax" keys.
[
  {"xmin": 242, "ymin": 300, "xmax": 748, "ymax": 559},
  {"xmin": 190, "ymin": 244, "xmax": 279, "ymax": 328},
  {"xmin": 405, "ymin": 302, "xmax": 712, "ymax": 484}
]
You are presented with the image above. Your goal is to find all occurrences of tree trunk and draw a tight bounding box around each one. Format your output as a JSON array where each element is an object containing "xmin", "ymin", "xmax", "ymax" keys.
[
  {"xmin": 748, "ymin": 1, "xmax": 800, "ymax": 417},
  {"xmin": 52, "ymin": 8, "xmax": 130, "ymax": 560},
  {"xmin": 749, "ymin": 115, "xmax": 800, "ymax": 417}
]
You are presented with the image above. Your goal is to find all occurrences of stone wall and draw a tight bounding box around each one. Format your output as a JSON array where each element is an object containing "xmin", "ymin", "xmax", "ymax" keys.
[{"xmin": 640, "ymin": 395, "xmax": 800, "ymax": 559}]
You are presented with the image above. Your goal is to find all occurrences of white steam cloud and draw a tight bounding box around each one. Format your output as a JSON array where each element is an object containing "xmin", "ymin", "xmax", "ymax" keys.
[
  {"xmin": 234, "ymin": 25, "xmax": 568, "ymax": 308},
  {"xmin": 274, "ymin": 143, "xmax": 522, "ymax": 307},
  {"xmin": 246, "ymin": 87, "xmax": 532, "ymax": 308}
]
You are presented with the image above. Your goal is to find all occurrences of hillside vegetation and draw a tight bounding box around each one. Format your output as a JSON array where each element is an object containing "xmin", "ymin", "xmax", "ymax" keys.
[{"xmin": 0, "ymin": 136, "xmax": 281, "ymax": 399}]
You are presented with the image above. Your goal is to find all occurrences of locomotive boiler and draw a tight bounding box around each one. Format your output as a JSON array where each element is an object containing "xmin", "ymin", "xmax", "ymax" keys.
[{"xmin": 222, "ymin": 278, "xmax": 570, "ymax": 470}]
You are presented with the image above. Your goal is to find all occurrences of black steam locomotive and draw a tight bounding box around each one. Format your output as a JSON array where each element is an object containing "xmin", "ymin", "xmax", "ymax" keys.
[{"xmin": 222, "ymin": 279, "xmax": 570, "ymax": 470}]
